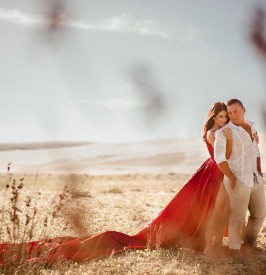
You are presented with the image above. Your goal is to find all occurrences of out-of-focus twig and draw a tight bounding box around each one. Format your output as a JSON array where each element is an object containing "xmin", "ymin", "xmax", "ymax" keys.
[
  {"xmin": 251, "ymin": 7, "xmax": 266, "ymax": 58},
  {"xmin": 130, "ymin": 64, "xmax": 166, "ymax": 126},
  {"xmin": 47, "ymin": 0, "xmax": 66, "ymax": 32},
  {"xmin": 251, "ymin": 7, "xmax": 266, "ymax": 128}
]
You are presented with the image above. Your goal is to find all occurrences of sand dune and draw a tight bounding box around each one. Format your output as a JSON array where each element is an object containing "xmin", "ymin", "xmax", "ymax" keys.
[
  {"xmin": 0, "ymin": 141, "xmax": 92, "ymax": 151},
  {"xmin": 0, "ymin": 138, "xmax": 204, "ymax": 174},
  {"xmin": 0, "ymin": 138, "xmax": 265, "ymax": 175}
]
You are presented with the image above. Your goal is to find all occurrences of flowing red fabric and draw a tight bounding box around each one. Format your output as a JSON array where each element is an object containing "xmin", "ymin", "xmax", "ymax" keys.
[{"xmin": 0, "ymin": 142, "xmax": 223, "ymax": 265}]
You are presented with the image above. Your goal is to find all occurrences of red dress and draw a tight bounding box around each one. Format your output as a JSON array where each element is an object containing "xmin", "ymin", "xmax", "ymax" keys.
[{"xmin": 0, "ymin": 142, "xmax": 224, "ymax": 265}]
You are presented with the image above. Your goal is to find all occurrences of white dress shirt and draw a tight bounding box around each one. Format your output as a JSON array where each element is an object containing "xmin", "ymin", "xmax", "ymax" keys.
[{"xmin": 214, "ymin": 120, "xmax": 263, "ymax": 187}]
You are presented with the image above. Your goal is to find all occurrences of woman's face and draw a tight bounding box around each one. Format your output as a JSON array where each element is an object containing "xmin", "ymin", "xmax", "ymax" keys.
[{"xmin": 213, "ymin": 110, "xmax": 228, "ymax": 128}]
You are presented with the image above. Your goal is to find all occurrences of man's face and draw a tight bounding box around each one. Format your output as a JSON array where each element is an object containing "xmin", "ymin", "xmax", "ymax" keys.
[{"xmin": 227, "ymin": 103, "xmax": 245, "ymax": 125}]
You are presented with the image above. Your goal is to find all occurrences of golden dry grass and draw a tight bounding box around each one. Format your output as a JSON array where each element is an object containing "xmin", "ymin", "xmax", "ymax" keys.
[{"xmin": 0, "ymin": 172, "xmax": 266, "ymax": 274}]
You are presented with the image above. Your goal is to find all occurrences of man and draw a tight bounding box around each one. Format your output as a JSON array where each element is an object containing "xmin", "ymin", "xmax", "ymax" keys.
[{"xmin": 214, "ymin": 98, "xmax": 266, "ymax": 256}]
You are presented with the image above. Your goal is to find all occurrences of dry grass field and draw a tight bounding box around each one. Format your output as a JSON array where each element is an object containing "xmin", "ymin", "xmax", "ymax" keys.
[{"xmin": 0, "ymin": 172, "xmax": 266, "ymax": 274}]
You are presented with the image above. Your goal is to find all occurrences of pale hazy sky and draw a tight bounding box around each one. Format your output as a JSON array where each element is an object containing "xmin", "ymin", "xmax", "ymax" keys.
[{"xmin": 1, "ymin": 0, "xmax": 266, "ymax": 143}]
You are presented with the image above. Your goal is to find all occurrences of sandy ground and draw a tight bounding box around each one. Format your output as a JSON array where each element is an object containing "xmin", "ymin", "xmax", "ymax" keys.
[
  {"xmin": 0, "ymin": 137, "xmax": 265, "ymax": 234},
  {"xmin": 0, "ymin": 138, "xmax": 210, "ymax": 242},
  {"xmin": 0, "ymin": 138, "xmax": 266, "ymax": 274},
  {"xmin": 0, "ymin": 171, "xmax": 265, "ymax": 274}
]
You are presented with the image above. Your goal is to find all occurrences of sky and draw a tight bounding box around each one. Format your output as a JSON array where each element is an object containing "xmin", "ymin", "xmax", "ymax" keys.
[{"xmin": 1, "ymin": 0, "xmax": 266, "ymax": 143}]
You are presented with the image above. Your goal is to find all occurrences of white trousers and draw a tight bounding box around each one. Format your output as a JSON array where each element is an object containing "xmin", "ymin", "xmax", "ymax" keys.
[{"xmin": 224, "ymin": 177, "xmax": 266, "ymax": 250}]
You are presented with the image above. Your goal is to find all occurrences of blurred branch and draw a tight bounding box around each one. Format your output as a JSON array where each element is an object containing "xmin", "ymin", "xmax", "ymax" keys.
[
  {"xmin": 129, "ymin": 64, "xmax": 166, "ymax": 126},
  {"xmin": 47, "ymin": 0, "xmax": 66, "ymax": 32},
  {"xmin": 251, "ymin": 6, "xmax": 266, "ymax": 129},
  {"xmin": 251, "ymin": 7, "xmax": 266, "ymax": 58}
]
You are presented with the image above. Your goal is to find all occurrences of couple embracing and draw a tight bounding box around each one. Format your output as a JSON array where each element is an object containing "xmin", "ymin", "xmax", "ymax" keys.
[
  {"xmin": 0, "ymin": 99, "xmax": 265, "ymax": 265},
  {"xmin": 204, "ymin": 98, "xmax": 266, "ymax": 257},
  {"xmin": 136, "ymin": 98, "xmax": 266, "ymax": 258}
]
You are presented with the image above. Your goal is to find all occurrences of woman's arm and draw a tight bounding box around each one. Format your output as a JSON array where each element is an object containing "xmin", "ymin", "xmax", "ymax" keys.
[{"xmin": 223, "ymin": 128, "xmax": 232, "ymax": 160}]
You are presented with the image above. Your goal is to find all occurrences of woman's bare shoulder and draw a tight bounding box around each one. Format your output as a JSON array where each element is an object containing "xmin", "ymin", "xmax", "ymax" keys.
[{"xmin": 206, "ymin": 129, "xmax": 215, "ymax": 144}]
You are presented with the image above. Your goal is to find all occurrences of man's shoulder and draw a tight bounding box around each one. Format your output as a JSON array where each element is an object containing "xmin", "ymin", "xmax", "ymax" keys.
[
  {"xmin": 245, "ymin": 120, "xmax": 254, "ymax": 126},
  {"xmin": 216, "ymin": 123, "xmax": 231, "ymax": 134},
  {"xmin": 245, "ymin": 120, "xmax": 257, "ymax": 132},
  {"xmin": 215, "ymin": 122, "xmax": 235, "ymax": 139},
  {"xmin": 215, "ymin": 127, "xmax": 225, "ymax": 138}
]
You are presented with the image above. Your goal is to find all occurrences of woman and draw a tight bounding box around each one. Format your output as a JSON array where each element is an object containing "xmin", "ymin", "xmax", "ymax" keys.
[
  {"xmin": 133, "ymin": 102, "xmax": 231, "ymax": 253},
  {"xmin": 0, "ymin": 102, "xmax": 233, "ymax": 265},
  {"xmin": 202, "ymin": 103, "xmax": 231, "ymax": 257}
]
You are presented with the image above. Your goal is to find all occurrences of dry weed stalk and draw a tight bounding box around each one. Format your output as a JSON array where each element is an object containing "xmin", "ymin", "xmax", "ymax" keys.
[
  {"xmin": 146, "ymin": 224, "xmax": 165, "ymax": 250},
  {"xmin": 0, "ymin": 164, "xmax": 73, "ymax": 273}
]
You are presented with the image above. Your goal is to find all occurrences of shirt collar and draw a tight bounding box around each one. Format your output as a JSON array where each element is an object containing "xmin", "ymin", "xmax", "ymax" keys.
[
  {"xmin": 227, "ymin": 121, "xmax": 241, "ymax": 129},
  {"xmin": 227, "ymin": 120, "xmax": 254, "ymax": 129}
]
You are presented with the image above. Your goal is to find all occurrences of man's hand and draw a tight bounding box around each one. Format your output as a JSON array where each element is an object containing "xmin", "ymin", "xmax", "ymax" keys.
[{"xmin": 253, "ymin": 132, "xmax": 259, "ymax": 144}]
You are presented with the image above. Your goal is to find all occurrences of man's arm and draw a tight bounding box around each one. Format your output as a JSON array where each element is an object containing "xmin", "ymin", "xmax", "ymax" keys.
[
  {"xmin": 256, "ymin": 137, "xmax": 262, "ymax": 176},
  {"xmin": 257, "ymin": 157, "xmax": 262, "ymax": 175},
  {"xmin": 218, "ymin": 161, "xmax": 237, "ymax": 188},
  {"xmin": 214, "ymin": 129, "xmax": 237, "ymax": 189},
  {"xmin": 252, "ymin": 125, "xmax": 263, "ymax": 176}
]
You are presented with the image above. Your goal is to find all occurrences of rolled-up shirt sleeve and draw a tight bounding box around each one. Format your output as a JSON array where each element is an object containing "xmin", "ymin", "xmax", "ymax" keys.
[
  {"xmin": 252, "ymin": 126, "xmax": 261, "ymax": 158},
  {"xmin": 214, "ymin": 130, "xmax": 226, "ymax": 164},
  {"xmin": 251, "ymin": 125, "xmax": 261, "ymax": 158},
  {"xmin": 257, "ymin": 146, "xmax": 261, "ymax": 158}
]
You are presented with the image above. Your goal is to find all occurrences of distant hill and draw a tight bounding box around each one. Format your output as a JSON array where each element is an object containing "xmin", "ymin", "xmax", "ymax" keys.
[{"xmin": 0, "ymin": 141, "xmax": 93, "ymax": 151}]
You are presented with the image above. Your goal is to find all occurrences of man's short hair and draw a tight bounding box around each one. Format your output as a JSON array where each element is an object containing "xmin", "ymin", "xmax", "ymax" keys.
[{"xmin": 226, "ymin": 98, "xmax": 244, "ymax": 108}]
